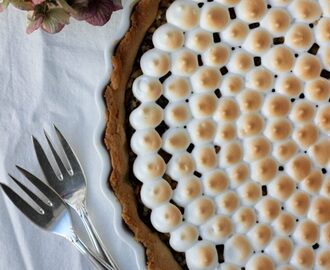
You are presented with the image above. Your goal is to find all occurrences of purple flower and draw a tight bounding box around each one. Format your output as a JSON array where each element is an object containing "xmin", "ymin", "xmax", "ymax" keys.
[
  {"xmin": 2, "ymin": 0, "xmax": 122, "ymax": 34},
  {"xmin": 65, "ymin": 0, "xmax": 122, "ymax": 26}
]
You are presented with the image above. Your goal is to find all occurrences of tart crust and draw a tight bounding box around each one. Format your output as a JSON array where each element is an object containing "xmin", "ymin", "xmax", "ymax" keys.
[{"xmin": 104, "ymin": 1, "xmax": 181, "ymax": 269}]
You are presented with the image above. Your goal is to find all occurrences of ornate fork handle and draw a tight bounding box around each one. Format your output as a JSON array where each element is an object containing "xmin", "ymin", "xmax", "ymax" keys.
[
  {"xmin": 70, "ymin": 232, "xmax": 114, "ymax": 270},
  {"xmin": 77, "ymin": 204, "xmax": 119, "ymax": 270}
]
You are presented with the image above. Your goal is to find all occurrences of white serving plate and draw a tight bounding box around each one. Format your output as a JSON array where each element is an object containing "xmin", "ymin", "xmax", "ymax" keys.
[
  {"xmin": 0, "ymin": 2, "xmax": 146, "ymax": 269},
  {"xmin": 88, "ymin": 1, "xmax": 147, "ymax": 269}
]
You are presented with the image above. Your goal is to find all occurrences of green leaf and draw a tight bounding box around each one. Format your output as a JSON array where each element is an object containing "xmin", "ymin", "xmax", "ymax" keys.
[
  {"xmin": 42, "ymin": 17, "xmax": 57, "ymax": 33},
  {"xmin": 41, "ymin": 8, "xmax": 69, "ymax": 33},
  {"xmin": 9, "ymin": 0, "xmax": 34, "ymax": 10},
  {"xmin": 47, "ymin": 8, "xmax": 70, "ymax": 25}
]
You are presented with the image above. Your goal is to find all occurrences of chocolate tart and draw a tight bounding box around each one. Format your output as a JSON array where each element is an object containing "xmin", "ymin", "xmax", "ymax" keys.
[{"xmin": 104, "ymin": 0, "xmax": 330, "ymax": 269}]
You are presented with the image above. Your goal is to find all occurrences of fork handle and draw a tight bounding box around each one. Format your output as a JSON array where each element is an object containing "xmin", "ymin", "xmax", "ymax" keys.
[
  {"xmin": 78, "ymin": 205, "xmax": 119, "ymax": 270},
  {"xmin": 71, "ymin": 234, "xmax": 114, "ymax": 270}
]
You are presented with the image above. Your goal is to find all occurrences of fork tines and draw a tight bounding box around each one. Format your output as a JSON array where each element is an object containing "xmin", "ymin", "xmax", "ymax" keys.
[
  {"xmin": 32, "ymin": 126, "xmax": 84, "ymax": 193},
  {"xmin": 1, "ymin": 167, "xmax": 61, "ymax": 227}
]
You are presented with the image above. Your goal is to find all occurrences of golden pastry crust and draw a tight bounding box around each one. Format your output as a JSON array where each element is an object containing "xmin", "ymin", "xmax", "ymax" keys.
[{"xmin": 104, "ymin": 1, "xmax": 181, "ymax": 269}]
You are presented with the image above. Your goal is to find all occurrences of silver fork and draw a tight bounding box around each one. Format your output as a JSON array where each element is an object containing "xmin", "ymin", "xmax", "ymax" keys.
[
  {"xmin": 32, "ymin": 126, "xmax": 118, "ymax": 270},
  {"xmin": 0, "ymin": 166, "xmax": 113, "ymax": 270}
]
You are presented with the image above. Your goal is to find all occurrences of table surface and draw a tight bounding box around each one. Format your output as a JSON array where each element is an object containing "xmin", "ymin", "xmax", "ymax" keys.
[{"xmin": 0, "ymin": 3, "xmax": 144, "ymax": 270}]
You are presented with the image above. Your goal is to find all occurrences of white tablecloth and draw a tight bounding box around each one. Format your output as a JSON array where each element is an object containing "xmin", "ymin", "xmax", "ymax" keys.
[{"xmin": 0, "ymin": 3, "xmax": 142, "ymax": 270}]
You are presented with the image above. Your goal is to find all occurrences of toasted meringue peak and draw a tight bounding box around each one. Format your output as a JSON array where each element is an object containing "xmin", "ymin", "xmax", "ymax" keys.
[
  {"xmin": 289, "ymin": 0, "xmax": 321, "ymax": 23},
  {"xmin": 268, "ymin": 174, "xmax": 295, "ymax": 200},
  {"xmin": 293, "ymin": 54, "xmax": 322, "ymax": 81},
  {"xmin": 203, "ymin": 43, "xmax": 231, "ymax": 67},
  {"xmin": 285, "ymin": 23, "xmax": 313, "ymax": 52},
  {"xmin": 273, "ymin": 212, "xmax": 296, "ymax": 235},
  {"xmin": 200, "ymin": 2, "xmax": 230, "ymax": 32},
  {"xmin": 237, "ymin": 89, "xmax": 263, "ymax": 112},
  {"xmin": 289, "ymin": 100, "xmax": 315, "ymax": 123},
  {"xmin": 309, "ymin": 138, "xmax": 330, "ymax": 167},
  {"xmin": 315, "ymin": 249, "xmax": 330, "ymax": 270},
  {"xmin": 246, "ymin": 254, "xmax": 275, "ymax": 270},
  {"xmin": 286, "ymin": 191, "xmax": 310, "ymax": 217},
  {"xmin": 256, "ymin": 197, "xmax": 281, "ymax": 222},
  {"xmin": 291, "ymin": 246, "xmax": 315, "ymax": 269},
  {"xmin": 166, "ymin": 0, "xmax": 200, "ymax": 30},
  {"xmin": 264, "ymin": 45, "xmax": 295, "ymax": 74},
  {"xmin": 262, "ymin": 8, "xmax": 291, "ymax": 35},
  {"xmin": 186, "ymin": 241, "xmax": 218, "ymax": 270},
  {"xmin": 236, "ymin": 0, "xmax": 267, "ymax": 23},
  {"xmin": 224, "ymin": 234, "xmax": 253, "ymax": 265},
  {"xmin": 248, "ymin": 223, "xmax": 273, "ymax": 249},
  {"xmin": 265, "ymin": 236, "xmax": 293, "ymax": 263}
]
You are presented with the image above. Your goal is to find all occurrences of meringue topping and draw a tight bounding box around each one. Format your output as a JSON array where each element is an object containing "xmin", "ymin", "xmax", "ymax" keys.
[
  {"xmin": 305, "ymin": 78, "xmax": 330, "ymax": 103},
  {"xmin": 263, "ymin": 94, "xmax": 291, "ymax": 118},
  {"xmin": 237, "ymin": 89, "xmax": 263, "ymax": 112},
  {"xmin": 289, "ymin": 100, "xmax": 315, "ymax": 123},
  {"xmin": 203, "ymin": 43, "xmax": 231, "ymax": 67},
  {"xmin": 285, "ymin": 23, "xmax": 313, "ymax": 51},
  {"xmin": 293, "ymin": 219, "xmax": 319, "ymax": 245},
  {"xmin": 266, "ymin": 236, "xmax": 293, "ymax": 263},
  {"xmin": 269, "ymin": 174, "xmax": 295, "ymax": 200},
  {"xmin": 262, "ymin": 8, "xmax": 291, "ymax": 35},
  {"xmin": 186, "ymin": 241, "xmax": 218, "ymax": 270},
  {"xmin": 309, "ymin": 138, "xmax": 330, "ymax": 167},
  {"xmin": 293, "ymin": 54, "xmax": 322, "ymax": 81},
  {"xmin": 246, "ymin": 67, "xmax": 273, "ymax": 92},
  {"xmin": 289, "ymin": 0, "xmax": 321, "ymax": 23},
  {"xmin": 248, "ymin": 223, "xmax": 273, "ymax": 248},
  {"xmin": 316, "ymin": 105, "xmax": 330, "ymax": 133},
  {"xmin": 246, "ymin": 254, "xmax": 275, "ymax": 270},
  {"xmin": 286, "ymin": 191, "xmax": 310, "ymax": 216},
  {"xmin": 293, "ymin": 123, "xmax": 319, "ymax": 149},
  {"xmin": 273, "ymin": 212, "xmax": 296, "ymax": 235},
  {"xmin": 291, "ymin": 246, "xmax": 315, "ymax": 269},
  {"xmin": 130, "ymin": 1, "xmax": 330, "ymax": 268},
  {"xmin": 185, "ymin": 196, "xmax": 215, "ymax": 225},
  {"xmin": 203, "ymin": 170, "xmax": 229, "ymax": 196},
  {"xmin": 264, "ymin": 45, "xmax": 295, "ymax": 73},
  {"xmin": 166, "ymin": 0, "xmax": 200, "ymax": 30},
  {"xmin": 236, "ymin": 0, "xmax": 267, "ymax": 23},
  {"xmin": 200, "ymin": 2, "xmax": 230, "ymax": 32}
]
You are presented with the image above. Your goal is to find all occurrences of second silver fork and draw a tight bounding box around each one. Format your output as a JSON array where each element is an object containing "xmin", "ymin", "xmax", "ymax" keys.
[{"xmin": 32, "ymin": 126, "xmax": 118, "ymax": 270}]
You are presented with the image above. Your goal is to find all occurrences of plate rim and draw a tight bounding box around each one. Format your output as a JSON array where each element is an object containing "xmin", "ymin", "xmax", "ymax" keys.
[{"xmin": 95, "ymin": 1, "xmax": 147, "ymax": 269}]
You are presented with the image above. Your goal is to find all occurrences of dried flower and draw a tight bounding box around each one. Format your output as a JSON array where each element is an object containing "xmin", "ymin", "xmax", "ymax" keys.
[
  {"xmin": 1, "ymin": 0, "xmax": 122, "ymax": 34},
  {"xmin": 26, "ymin": 4, "xmax": 70, "ymax": 34},
  {"xmin": 66, "ymin": 0, "xmax": 122, "ymax": 26}
]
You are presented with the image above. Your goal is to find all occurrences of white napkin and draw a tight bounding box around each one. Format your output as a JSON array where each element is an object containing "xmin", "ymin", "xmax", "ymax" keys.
[{"xmin": 0, "ymin": 3, "xmax": 141, "ymax": 270}]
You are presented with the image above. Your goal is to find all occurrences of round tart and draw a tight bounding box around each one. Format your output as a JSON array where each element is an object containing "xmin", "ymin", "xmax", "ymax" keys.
[{"xmin": 106, "ymin": 0, "xmax": 330, "ymax": 269}]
